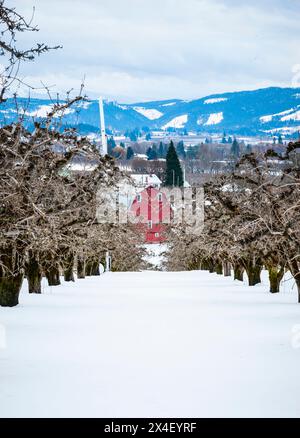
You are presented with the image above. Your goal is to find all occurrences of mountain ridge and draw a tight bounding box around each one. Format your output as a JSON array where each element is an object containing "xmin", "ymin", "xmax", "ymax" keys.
[{"xmin": 0, "ymin": 86, "xmax": 300, "ymax": 137}]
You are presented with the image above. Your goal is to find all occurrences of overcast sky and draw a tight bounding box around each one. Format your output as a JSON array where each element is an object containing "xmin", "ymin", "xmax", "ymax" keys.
[{"xmin": 13, "ymin": 0, "xmax": 300, "ymax": 102}]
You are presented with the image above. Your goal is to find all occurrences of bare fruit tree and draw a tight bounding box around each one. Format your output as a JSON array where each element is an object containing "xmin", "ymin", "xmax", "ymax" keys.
[
  {"xmin": 166, "ymin": 141, "xmax": 300, "ymax": 301},
  {"xmin": 0, "ymin": 2, "xmax": 146, "ymax": 307}
]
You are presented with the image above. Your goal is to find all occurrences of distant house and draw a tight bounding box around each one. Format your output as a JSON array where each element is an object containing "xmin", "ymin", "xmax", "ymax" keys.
[
  {"xmin": 130, "ymin": 185, "xmax": 172, "ymax": 243},
  {"xmin": 131, "ymin": 173, "xmax": 162, "ymax": 189}
]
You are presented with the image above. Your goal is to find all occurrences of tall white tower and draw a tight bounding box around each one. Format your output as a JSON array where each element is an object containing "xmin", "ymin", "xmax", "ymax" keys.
[{"xmin": 99, "ymin": 97, "xmax": 108, "ymax": 155}]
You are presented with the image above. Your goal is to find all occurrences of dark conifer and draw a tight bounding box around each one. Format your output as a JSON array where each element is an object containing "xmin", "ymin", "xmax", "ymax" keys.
[{"xmin": 164, "ymin": 141, "xmax": 184, "ymax": 187}]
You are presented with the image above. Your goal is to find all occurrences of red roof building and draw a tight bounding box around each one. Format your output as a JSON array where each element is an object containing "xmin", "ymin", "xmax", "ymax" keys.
[{"xmin": 130, "ymin": 186, "xmax": 172, "ymax": 243}]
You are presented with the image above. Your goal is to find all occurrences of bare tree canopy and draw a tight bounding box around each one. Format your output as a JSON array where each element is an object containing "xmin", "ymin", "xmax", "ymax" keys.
[
  {"xmin": 167, "ymin": 141, "xmax": 300, "ymax": 301},
  {"xmin": 0, "ymin": 2, "xmax": 146, "ymax": 307}
]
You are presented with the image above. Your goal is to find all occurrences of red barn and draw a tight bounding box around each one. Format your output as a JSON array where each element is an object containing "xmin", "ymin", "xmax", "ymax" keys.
[{"xmin": 130, "ymin": 186, "xmax": 172, "ymax": 243}]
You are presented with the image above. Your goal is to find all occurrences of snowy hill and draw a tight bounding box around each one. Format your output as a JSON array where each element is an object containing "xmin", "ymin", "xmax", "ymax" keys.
[{"xmin": 1, "ymin": 87, "xmax": 300, "ymax": 136}]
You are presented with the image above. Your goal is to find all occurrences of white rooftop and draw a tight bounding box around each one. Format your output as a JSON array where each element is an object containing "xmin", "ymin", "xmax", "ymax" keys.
[{"xmin": 131, "ymin": 174, "xmax": 162, "ymax": 187}]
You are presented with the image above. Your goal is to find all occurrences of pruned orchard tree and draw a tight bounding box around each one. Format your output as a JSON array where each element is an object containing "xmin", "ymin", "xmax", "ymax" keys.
[
  {"xmin": 166, "ymin": 140, "xmax": 300, "ymax": 301},
  {"xmin": 0, "ymin": 2, "xmax": 146, "ymax": 307},
  {"xmin": 0, "ymin": 119, "xmax": 131, "ymax": 305},
  {"xmin": 0, "ymin": 111, "xmax": 147, "ymax": 307}
]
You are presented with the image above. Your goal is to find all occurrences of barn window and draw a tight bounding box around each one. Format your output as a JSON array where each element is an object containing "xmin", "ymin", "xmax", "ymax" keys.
[
  {"xmin": 148, "ymin": 220, "xmax": 152, "ymax": 229},
  {"xmin": 155, "ymin": 232, "xmax": 159, "ymax": 237},
  {"xmin": 137, "ymin": 194, "xmax": 141, "ymax": 202},
  {"xmin": 158, "ymin": 193, "xmax": 163, "ymax": 201}
]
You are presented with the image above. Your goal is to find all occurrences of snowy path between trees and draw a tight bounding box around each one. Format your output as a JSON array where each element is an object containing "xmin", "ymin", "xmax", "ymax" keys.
[{"xmin": 1, "ymin": 270, "xmax": 300, "ymax": 418}]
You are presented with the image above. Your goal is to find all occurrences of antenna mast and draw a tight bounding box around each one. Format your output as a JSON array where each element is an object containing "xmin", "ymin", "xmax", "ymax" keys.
[{"xmin": 99, "ymin": 97, "xmax": 107, "ymax": 155}]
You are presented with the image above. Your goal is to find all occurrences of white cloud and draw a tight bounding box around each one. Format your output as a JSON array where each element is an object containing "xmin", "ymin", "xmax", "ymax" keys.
[{"xmin": 11, "ymin": 0, "xmax": 300, "ymax": 102}]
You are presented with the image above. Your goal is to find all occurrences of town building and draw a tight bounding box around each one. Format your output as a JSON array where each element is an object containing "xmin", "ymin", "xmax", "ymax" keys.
[{"xmin": 130, "ymin": 185, "xmax": 172, "ymax": 243}]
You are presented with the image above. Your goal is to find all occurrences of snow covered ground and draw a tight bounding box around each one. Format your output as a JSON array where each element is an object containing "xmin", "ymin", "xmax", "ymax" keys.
[
  {"xmin": 143, "ymin": 243, "xmax": 168, "ymax": 270},
  {"xmin": 204, "ymin": 97, "xmax": 228, "ymax": 104},
  {"xmin": 133, "ymin": 107, "xmax": 163, "ymax": 120},
  {"xmin": 204, "ymin": 112, "xmax": 224, "ymax": 125},
  {"xmin": 1, "ymin": 270, "xmax": 300, "ymax": 418},
  {"xmin": 162, "ymin": 115, "xmax": 188, "ymax": 129}
]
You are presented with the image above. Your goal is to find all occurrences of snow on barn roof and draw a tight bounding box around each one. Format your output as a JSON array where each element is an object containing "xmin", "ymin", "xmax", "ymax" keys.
[{"xmin": 131, "ymin": 174, "xmax": 162, "ymax": 187}]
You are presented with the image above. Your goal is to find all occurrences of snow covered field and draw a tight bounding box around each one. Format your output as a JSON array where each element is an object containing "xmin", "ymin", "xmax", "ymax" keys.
[{"xmin": 1, "ymin": 270, "xmax": 300, "ymax": 418}]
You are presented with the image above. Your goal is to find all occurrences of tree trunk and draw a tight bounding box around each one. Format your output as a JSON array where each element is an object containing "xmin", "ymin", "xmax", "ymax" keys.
[
  {"xmin": 64, "ymin": 269, "xmax": 74, "ymax": 282},
  {"xmin": 297, "ymin": 279, "xmax": 300, "ymax": 304},
  {"xmin": 215, "ymin": 262, "xmax": 223, "ymax": 275},
  {"xmin": 200, "ymin": 259, "xmax": 210, "ymax": 271},
  {"xmin": 46, "ymin": 266, "xmax": 61, "ymax": 286},
  {"xmin": 207, "ymin": 258, "xmax": 215, "ymax": 273},
  {"xmin": 91, "ymin": 261, "xmax": 100, "ymax": 276},
  {"xmin": 61, "ymin": 251, "xmax": 75, "ymax": 282},
  {"xmin": 64, "ymin": 259, "xmax": 74, "ymax": 282},
  {"xmin": 267, "ymin": 265, "xmax": 284, "ymax": 294},
  {"xmin": 0, "ymin": 274, "xmax": 23, "ymax": 307},
  {"xmin": 223, "ymin": 261, "xmax": 231, "ymax": 277},
  {"xmin": 289, "ymin": 259, "xmax": 300, "ymax": 303},
  {"xmin": 26, "ymin": 253, "xmax": 42, "ymax": 294},
  {"xmin": 234, "ymin": 265, "xmax": 244, "ymax": 281},
  {"xmin": 85, "ymin": 259, "xmax": 94, "ymax": 276},
  {"xmin": 0, "ymin": 245, "xmax": 24, "ymax": 307},
  {"xmin": 246, "ymin": 264, "xmax": 262, "ymax": 286},
  {"xmin": 77, "ymin": 256, "xmax": 86, "ymax": 279}
]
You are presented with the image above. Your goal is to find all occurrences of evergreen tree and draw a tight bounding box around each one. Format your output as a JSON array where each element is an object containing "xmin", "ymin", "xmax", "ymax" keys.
[
  {"xmin": 126, "ymin": 146, "xmax": 134, "ymax": 160},
  {"xmin": 164, "ymin": 141, "xmax": 184, "ymax": 187},
  {"xmin": 163, "ymin": 143, "xmax": 169, "ymax": 157},
  {"xmin": 145, "ymin": 132, "xmax": 151, "ymax": 141},
  {"xmin": 227, "ymin": 136, "xmax": 233, "ymax": 144},
  {"xmin": 231, "ymin": 138, "xmax": 240, "ymax": 158},
  {"xmin": 151, "ymin": 144, "xmax": 158, "ymax": 159},
  {"xmin": 158, "ymin": 141, "xmax": 165, "ymax": 158},
  {"xmin": 176, "ymin": 140, "xmax": 186, "ymax": 159},
  {"xmin": 146, "ymin": 147, "xmax": 152, "ymax": 160},
  {"xmin": 146, "ymin": 147, "xmax": 157, "ymax": 160},
  {"xmin": 278, "ymin": 134, "xmax": 283, "ymax": 145},
  {"xmin": 221, "ymin": 132, "xmax": 227, "ymax": 144},
  {"xmin": 120, "ymin": 141, "xmax": 125, "ymax": 148},
  {"xmin": 129, "ymin": 130, "xmax": 138, "ymax": 142},
  {"xmin": 245, "ymin": 144, "xmax": 252, "ymax": 154},
  {"xmin": 107, "ymin": 136, "xmax": 116, "ymax": 155}
]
